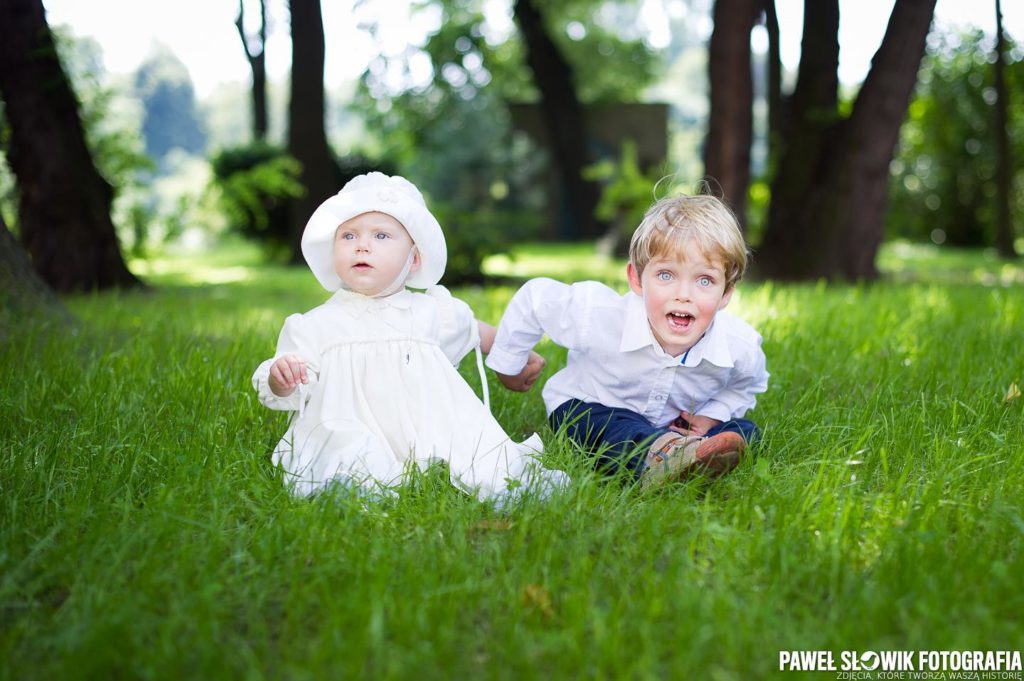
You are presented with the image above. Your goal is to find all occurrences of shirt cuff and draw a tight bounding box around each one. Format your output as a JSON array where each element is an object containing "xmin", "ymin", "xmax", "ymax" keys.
[
  {"xmin": 696, "ymin": 399, "xmax": 734, "ymax": 423},
  {"xmin": 485, "ymin": 345, "xmax": 529, "ymax": 375}
]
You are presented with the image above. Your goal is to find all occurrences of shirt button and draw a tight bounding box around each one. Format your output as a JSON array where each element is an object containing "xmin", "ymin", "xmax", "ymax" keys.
[{"xmin": 653, "ymin": 393, "xmax": 666, "ymax": 402}]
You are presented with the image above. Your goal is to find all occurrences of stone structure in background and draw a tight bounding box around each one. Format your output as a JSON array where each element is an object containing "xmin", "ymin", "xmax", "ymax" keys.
[{"xmin": 508, "ymin": 103, "xmax": 669, "ymax": 240}]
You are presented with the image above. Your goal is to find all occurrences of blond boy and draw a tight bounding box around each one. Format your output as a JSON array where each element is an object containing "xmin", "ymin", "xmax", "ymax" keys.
[{"xmin": 486, "ymin": 194, "xmax": 768, "ymax": 487}]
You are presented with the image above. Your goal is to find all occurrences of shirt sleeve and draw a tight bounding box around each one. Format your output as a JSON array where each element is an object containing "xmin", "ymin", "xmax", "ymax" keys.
[
  {"xmin": 251, "ymin": 313, "xmax": 321, "ymax": 412},
  {"xmin": 485, "ymin": 277, "xmax": 591, "ymax": 375},
  {"xmin": 696, "ymin": 335, "xmax": 769, "ymax": 422},
  {"xmin": 426, "ymin": 286, "xmax": 480, "ymax": 365}
]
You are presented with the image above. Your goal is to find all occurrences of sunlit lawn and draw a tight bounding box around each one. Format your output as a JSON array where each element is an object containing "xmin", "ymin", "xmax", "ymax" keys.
[{"xmin": 1, "ymin": 238, "xmax": 1022, "ymax": 679}]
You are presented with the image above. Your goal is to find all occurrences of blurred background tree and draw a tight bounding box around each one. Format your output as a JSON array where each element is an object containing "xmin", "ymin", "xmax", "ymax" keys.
[
  {"xmin": 134, "ymin": 46, "xmax": 208, "ymax": 167},
  {"xmin": 888, "ymin": 27, "xmax": 1023, "ymax": 251},
  {"xmin": 235, "ymin": 0, "xmax": 269, "ymax": 142},
  {"xmin": 0, "ymin": 0, "xmax": 140, "ymax": 292},
  {"xmin": 754, "ymin": 0, "xmax": 939, "ymax": 281},
  {"xmin": 353, "ymin": 0, "xmax": 661, "ymax": 279},
  {"xmin": 1, "ymin": 0, "xmax": 1021, "ymax": 298}
]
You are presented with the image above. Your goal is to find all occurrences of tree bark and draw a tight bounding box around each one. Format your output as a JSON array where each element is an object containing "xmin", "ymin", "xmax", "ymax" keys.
[
  {"xmin": 236, "ymin": 0, "xmax": 269, "ymax": 141},
  {"xmin": 993, "ymin": 0, "xmax": 1016, "ymax": 258},
  {"xmin": 0, "ymin": 0, "xmax": 141, "ymax": 292},
  {"xmin": 704, "ymin": 0, "xmax": 762, "ymax": 230},
  {"xmin": 0, "ymin": 214, "xmax": 71, "ymax": 334},
  {"xmin": 763, "ymin": 0, "xmax": 783, "ymax": 170},
  {"xmin": 757, "ymin": 0, "xmax": 936, "ymax": 280},
  {"xmin": 513, "ymin": 0, "xmax": 604, "ymax": 240},
  {"xmin": 287, "ymin": 0, "xmax": 336, "ymax": 262}
]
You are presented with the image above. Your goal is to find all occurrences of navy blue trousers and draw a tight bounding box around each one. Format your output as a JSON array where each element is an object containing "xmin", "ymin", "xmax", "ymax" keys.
[{"xmin": 549, "ymin": 400, "xmax": 761, "ymax": 478}]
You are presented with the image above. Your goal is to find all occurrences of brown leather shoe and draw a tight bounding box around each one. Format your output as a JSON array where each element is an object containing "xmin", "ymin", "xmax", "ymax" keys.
[
  {"xmin": 693, "ymin": 432, "xmax": 746, "ymax": 477},
  {"xmin": 640, "ymin": 432, "xmax": 701, "ymax": 490},
  {"xmin": 641, "ymin": 431, "xmax": 746, "ymax": 490}
]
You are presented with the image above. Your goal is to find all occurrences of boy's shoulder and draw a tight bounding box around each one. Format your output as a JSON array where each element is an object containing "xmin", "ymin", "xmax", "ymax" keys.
[
  {"xmin": 525, "ymin": 277, "xmax": 628, "ymax": 310},
  {"xmin": 714, "ymin": 309, "xmax": 764, "ymax": 347}
]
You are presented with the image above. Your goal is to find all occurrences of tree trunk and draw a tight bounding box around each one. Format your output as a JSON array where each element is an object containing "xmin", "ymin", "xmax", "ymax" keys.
[
  {"xmin": 513, "ymin": 0, "xmax": 604, "ymax": 240},
  {"xmin": 993, "ymin": 0, "xmax": 1016, "ymax": 258},
  {"xmin": 763, "ymin": 0, "xmax": 783, "ymax": 170},
  {"xmin": 236, "ymin": 0, "xmax": 269, "ymax": 141},
  {"xmin": 704, "ymin": 0, "xmax": 762, "ymax": 230},
  {"xmin": 0, "ymin": 214, "xmax": 71, "ymax": 334},
  {"xmin": 757, "ymin": 0, "xmax": 936, "ymax": 280},
  {"xmin": 0, "ymin": 0, "xmax": 141, "ymax": 292},
  {"xmin": 287, "ymin": 0, "xmax": 336, "ymax": 262}
]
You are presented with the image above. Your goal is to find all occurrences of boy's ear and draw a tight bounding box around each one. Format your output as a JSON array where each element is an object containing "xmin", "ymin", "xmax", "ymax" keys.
[
  {"xmin": 626, "ymin": 263, "xmax": 643, "ymax": 295},
  {"xmin": 718, "ymin": 285, "xmax": 734, "ymax": 310}
]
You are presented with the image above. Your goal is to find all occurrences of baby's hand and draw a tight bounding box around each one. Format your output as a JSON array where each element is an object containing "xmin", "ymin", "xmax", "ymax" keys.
[
  {"xmin": 497, "ymin": 351, "xmax": 546, "ymax": 393},
  {"xmin": 269, "ymin": 354, "xmax": 308, "ymax": 397},
  {"xmin": 669, "ymin": 411, "xmax": 721, "ymax": 437}
]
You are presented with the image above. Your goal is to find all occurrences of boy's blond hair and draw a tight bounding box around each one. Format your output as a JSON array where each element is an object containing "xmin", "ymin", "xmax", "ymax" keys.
[{"xmin": 628, "ymin": 194, "xmax": 748, "ymax": 290}]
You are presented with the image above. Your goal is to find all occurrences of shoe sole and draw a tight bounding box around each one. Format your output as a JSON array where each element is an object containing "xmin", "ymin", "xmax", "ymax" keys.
[{"xmin": 693, "ymin": 432, "xmax": 746, "ymax": 477}]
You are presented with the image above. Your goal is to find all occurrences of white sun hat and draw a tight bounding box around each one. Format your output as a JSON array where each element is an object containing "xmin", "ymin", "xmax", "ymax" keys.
[{"xmin": 300, "ymin": 172, "xmax": 447, "ymax": 292}]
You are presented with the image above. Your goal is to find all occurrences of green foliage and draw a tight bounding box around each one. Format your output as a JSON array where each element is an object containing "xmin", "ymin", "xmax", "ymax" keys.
[
  {"xmin": 745, "ymin": 179, "xmax": 771, "ymax": 247},
  {"xmin": 544, "ymin": 1, "xmax": 660, "ymax": 104},
  {"xmin": 357, "ymin": 12, "xmax": 545, "ymax": 282},
  {"xmin": 50, "ymin": 31, "xmax": 154, "ymax": 195},
  {"xmin": 434, "ymin": 203, "xmax": 541, "ymax": 285},
  {"xmin": 888, "ymin": 28, "xmax": 1024, "ymax": 247},
  {"xmin": 0, "ymin": 30, "xmax": 155, "ymax": 250},
  {"xmin": 2, "ymin": 244, "xmax": 1023, "ymax": 677},
  {"xmin": 209, "ymin": 142, "xmax": 304, "ymax": 254},
  {"xmin": 583, "ymin": 139, "xmax": 662, "ymax": 254},
  {"xmin": 208, "ymin": 145, "xmax": 404, "ymax": 257},
  {"xmin": 353, "ymin": 0, "xmax": 663, "ymax": 280}
]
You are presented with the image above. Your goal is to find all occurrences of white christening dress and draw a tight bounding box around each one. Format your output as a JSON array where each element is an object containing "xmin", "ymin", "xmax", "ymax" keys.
[{"xmin": 253, "ymin": 286, "xmax": 561, "ymax": 499}]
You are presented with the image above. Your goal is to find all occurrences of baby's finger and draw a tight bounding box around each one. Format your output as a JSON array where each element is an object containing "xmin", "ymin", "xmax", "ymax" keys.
[
  {"xmin": 280, "ymin": 362, "xmax": 298, "ymax": 386},
  {"xmin": 285, "ymin": 356, "xmax": 307, "ymax": 384}
]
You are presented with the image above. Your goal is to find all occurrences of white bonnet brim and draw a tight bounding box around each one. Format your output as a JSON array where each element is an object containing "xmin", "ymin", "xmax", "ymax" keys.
[{"xmin": 300, "ymin": 172, "xmax": 447, "ymax": 292}]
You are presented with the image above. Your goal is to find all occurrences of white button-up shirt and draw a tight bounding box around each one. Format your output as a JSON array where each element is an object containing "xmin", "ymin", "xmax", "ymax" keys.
[{"xmin": 486, "ymin": 278, "xmax": 769, "ymax": 427}]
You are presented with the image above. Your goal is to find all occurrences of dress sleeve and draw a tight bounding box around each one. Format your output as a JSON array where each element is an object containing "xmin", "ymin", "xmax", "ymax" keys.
[
  {"xmin": 251, "ymin": 313, "xmax": 321, "ymax": 411},
  {"xmin": 425, "ymin": 286, "xmax": 480, "ymax": 365}
]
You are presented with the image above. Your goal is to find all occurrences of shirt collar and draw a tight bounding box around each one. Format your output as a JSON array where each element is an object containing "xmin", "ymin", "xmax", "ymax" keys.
[
  {"xmin": 618, "ymin": 292, "xmax": 735, "ymax": 368},
  {"xmin": 619, "ymin": 292, "xmax": 655, "ymax": 352},
  {"xmin": 681, "ymin": 316, "xmax": 735, "ymax": 368}
]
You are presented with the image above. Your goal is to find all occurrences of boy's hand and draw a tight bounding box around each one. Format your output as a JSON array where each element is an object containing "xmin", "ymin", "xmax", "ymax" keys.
[
  {"xmin": 669, "ymin": 411, "xmax": 720, "ymax": 437},
  {"xmin": 269, "ymin": 354, "xmax": 308, "ymax": 397},
  {"xmin": 497, "ymin": 351, "xmax": 546, "ymax": 392}
]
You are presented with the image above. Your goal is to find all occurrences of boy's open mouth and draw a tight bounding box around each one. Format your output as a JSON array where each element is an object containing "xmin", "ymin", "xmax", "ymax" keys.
[{"xmin": 667, "ymin": 311, "xmax": 694, "ymax": 332}]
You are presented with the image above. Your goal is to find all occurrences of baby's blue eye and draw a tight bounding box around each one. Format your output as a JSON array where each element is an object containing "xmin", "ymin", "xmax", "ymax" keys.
[
  {"xmin": 341, "ymin": 233, "xmax": 355, "ymax": 240},
  {"xmin": 374, "ymin": 232, "xmax": 390, "ymax": 240}
]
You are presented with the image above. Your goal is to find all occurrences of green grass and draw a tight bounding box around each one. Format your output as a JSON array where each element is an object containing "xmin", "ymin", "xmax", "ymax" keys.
[{"xmin": 2, "ymin": 240, "xmax": 1023, "ymax": 680}]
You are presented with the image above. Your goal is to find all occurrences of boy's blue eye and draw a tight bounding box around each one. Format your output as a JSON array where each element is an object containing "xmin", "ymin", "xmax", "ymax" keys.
[
  {"xmin": 658, "ymin": 271, "xmax": 673, "ymax": 281},
  {"xmin": 698, "ymin": 276, "xmax": 713, "ymax": 287}
]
